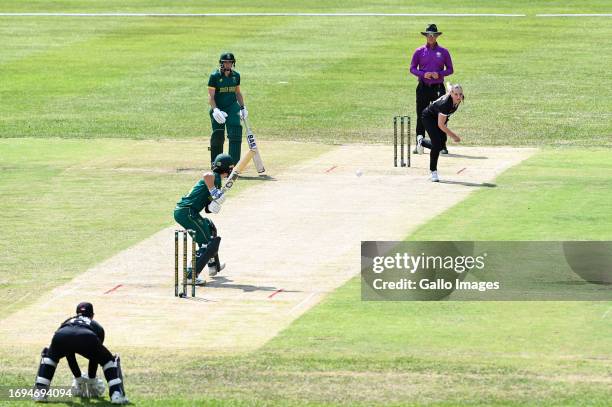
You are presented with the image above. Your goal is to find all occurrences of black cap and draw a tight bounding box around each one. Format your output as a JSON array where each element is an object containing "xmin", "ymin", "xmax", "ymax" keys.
[
  {"xmin": 421, "ymin": 24, "xmax": 442, "ymax": 36},
  {"xmin": 76, "ymin": 302, "xmax": 94, "ymax": 318}
]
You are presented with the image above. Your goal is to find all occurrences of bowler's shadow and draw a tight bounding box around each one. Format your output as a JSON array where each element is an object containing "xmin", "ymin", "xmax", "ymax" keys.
[
  {"xmin": 439, "ymin": 180, "xmax": 496, "ymax": 188},
  {"xmin": 206, "ymin": 276, "xmax": 300, "ymax": 294}
]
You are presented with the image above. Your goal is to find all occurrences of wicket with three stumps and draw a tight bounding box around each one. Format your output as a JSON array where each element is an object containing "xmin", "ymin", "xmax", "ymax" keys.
[
  {"xmin": 393, "ymin": 115, "xmax": 411, "ymax": 167},
  {"xmin": 174, "ymin": 229, "xmax": 197, "ymax": 298}
]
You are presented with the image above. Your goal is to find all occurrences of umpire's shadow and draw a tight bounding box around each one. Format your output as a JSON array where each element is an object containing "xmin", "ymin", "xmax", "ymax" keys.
[
  {"xmin": 206, "ymin": 276, "xmax": 300, "ymax": 294},
  {"xmin": 439, "ymin": 180, "xmax": 496, "ymax": 188}
]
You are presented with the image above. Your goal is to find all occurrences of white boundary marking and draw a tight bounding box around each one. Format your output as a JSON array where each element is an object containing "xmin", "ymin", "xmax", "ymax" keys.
[
  {"xmin": 2, "ymin": 12, "xmax": 609, "ymax": 18},
  {"xmin": 0, "ymin": 12, "xmax": 527, "ymax": 17},
  {"xmin": 537, "ymin": 14, "xmax": 612, "ymax": 17}
]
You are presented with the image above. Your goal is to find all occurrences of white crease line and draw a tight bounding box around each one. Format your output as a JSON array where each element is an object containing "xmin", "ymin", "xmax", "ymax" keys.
[
  {"xmin": 38, "ymin": 281, "xmax": 83, "ymax": 309},
  {"xmin": 536, "ymin": 14, "xmax": 612, "ymax": 17},
  {"xmin": 289, "ymin": 291, "xmax": 320, "ymax": 314},
  {"xmin": 106, "ymin": 292, "xmax": 219, "ymax": 302},
  {"xmin": 603, "ymin": 308, "xmax": 611, "ymax": 319}
]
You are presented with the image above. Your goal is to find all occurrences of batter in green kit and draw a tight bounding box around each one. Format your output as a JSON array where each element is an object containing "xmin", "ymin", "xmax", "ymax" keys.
[
  {"xmin": 208, "ymin": 52, "xmax": 249, "ymax": 165},
  {"xmin": 173, "ymin": 154, "xmax": 234, "ymax": 283}
]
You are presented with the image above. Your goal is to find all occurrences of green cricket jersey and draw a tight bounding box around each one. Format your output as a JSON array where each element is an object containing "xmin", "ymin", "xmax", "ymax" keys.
[
  {"xmin": 175, "ymin": 174, "xmax": 222, "ymax": 212},
  {"xmin": 207, "ymin": 69, "xmax": 241, "ymax": 109}
]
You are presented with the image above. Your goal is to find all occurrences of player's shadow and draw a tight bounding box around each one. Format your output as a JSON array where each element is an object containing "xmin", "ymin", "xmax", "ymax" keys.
[
  {"xmin": 47, "ymin": 398, "xmax": 122, "ymax": 406},
  {"xmin": 443, "ymin": 153, "xmax": 488, "ymax": 159},
  {"xmin": 238, "ymin": 174, "xmax": 276, "ymax": 182},
  {"xmin": 180, "ymin": 295, "xmax": 218, "ymax": 302},
  {"xmin": 439, "ymin": 180, "xmax": 496, "ymax": 188},
  {"xmin": 175, "ymin": 167, "xmax": 209, "ymax": 172},
  {"xmin": 206, "ymin": 276, "xmax": 300, "ymax": 294}
]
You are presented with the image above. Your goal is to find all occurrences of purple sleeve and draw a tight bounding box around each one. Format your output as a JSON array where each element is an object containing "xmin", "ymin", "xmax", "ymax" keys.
[
  {"xmin": 409, "ymin": 50, "xmax": 424, "ymax": 79},
  {"xmin": 440, "ymin": 49, "xmax": 454, "ymax": 77}
]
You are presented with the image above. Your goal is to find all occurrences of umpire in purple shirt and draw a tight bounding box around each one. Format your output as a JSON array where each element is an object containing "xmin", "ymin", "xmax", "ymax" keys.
[{"xmin": 410, "ymin": 24, "xmax": 454, "ymax": 154}]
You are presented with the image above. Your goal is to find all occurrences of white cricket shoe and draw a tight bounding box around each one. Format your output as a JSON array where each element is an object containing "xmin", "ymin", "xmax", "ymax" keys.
[
  {"xmin": 209, "ymin": 262, "xmax": 226, "ymax": 277},
  {"xmin": 110, "ymin": 391, "xmax": 129, "ymax": 404},
  {"xmin": 186, "ymin": 276, "xmax": 206, "ymax": 285},
  {"xmin": 33, "ymin": 384, "xmax": 49, "ymax": 402},
  {"xmin": 32, "ymin": 393, "xmax": 48, "ymax": 403},
  {"xmin": 417, "ymin": 135, "xmax": 424, "ymax": 154},
  {"xmin": 431, "ymin": 171, "xmax": 439, "ymax": 182}
]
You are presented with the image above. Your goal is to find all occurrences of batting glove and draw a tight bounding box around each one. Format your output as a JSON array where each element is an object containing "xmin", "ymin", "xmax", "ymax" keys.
[
  {"xmin": 239, "ymin": 106, "xmax": 248, "ymax": 120},
  {"xmin": 210, "ymin": 187, "xmax": 223, "ymax": 200},
  {"xmin": 212, "ymin": 108, "xmax": 228, "ymax": 124}
]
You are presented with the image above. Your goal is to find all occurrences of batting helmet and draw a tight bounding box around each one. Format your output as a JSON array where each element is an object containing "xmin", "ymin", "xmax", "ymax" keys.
[
  {"xmin": 219, "ymin": 52, "xmax": 236, "ymax": 71},
  {"xmin": 212, "ymin": 154, "xmax": 234, "ymax": 174}
]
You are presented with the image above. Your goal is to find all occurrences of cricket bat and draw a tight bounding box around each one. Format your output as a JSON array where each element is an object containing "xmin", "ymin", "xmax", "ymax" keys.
[
  {"xmin": 242, "ymin": 117, "xmax": 265, "ymax": 174},
  {"xmin": 221, "ymin": 149, "xmax": 255, "ymax": 193}
]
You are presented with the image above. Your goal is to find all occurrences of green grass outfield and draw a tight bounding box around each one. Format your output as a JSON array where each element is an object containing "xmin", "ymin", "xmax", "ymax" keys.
[
  {"xmin": 1, "ymin": 4, "xmax": 611, "ymax": 145},
  {"xmin": 1, "ymin": 147, "xmax": 610, "ymax": 406},
  {"xmin": 2, "ymin": 0, "xmax": 611, "ymax": 13},
  {"xmin": 1, "ymin": 1, "xmax": 611, "ymax": 405}
]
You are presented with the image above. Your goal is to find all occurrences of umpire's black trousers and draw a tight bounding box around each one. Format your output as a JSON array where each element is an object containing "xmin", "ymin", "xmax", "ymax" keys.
[{"xmin": 415, "ymin": 81, "xmax": 445, "ymax": 138}]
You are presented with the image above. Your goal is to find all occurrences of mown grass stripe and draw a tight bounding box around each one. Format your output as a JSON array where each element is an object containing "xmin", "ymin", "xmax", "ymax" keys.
[{"xmin": 1, "ymin": 12, "xmax": 528, "ymax": 17}]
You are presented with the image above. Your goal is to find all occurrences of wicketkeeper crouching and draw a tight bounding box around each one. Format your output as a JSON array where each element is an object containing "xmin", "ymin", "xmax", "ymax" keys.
[{"xmin": 33, "ymin": 302, "xmax": 128, "ymax": 404}]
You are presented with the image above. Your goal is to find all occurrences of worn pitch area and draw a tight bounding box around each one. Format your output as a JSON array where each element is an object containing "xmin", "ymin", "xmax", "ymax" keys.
[{"xmin": 0, "ymin": 145, "xmax": 535, "ymax": 352}]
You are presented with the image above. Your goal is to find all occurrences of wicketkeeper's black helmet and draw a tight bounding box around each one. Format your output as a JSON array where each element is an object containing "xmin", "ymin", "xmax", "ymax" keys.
[
  {"xmin": 76, "ymin": 302, "xmax": 94, "ymax": 318},
  {"xmin": 212, "ymin": 153, "xmax": 234, "ymax": 174}
]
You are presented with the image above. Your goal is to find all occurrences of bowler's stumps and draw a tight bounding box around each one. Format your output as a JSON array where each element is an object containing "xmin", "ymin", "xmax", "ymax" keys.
[{"xmin": 393, "ymin": 115, "xmax": 411, "ymax": 167}]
